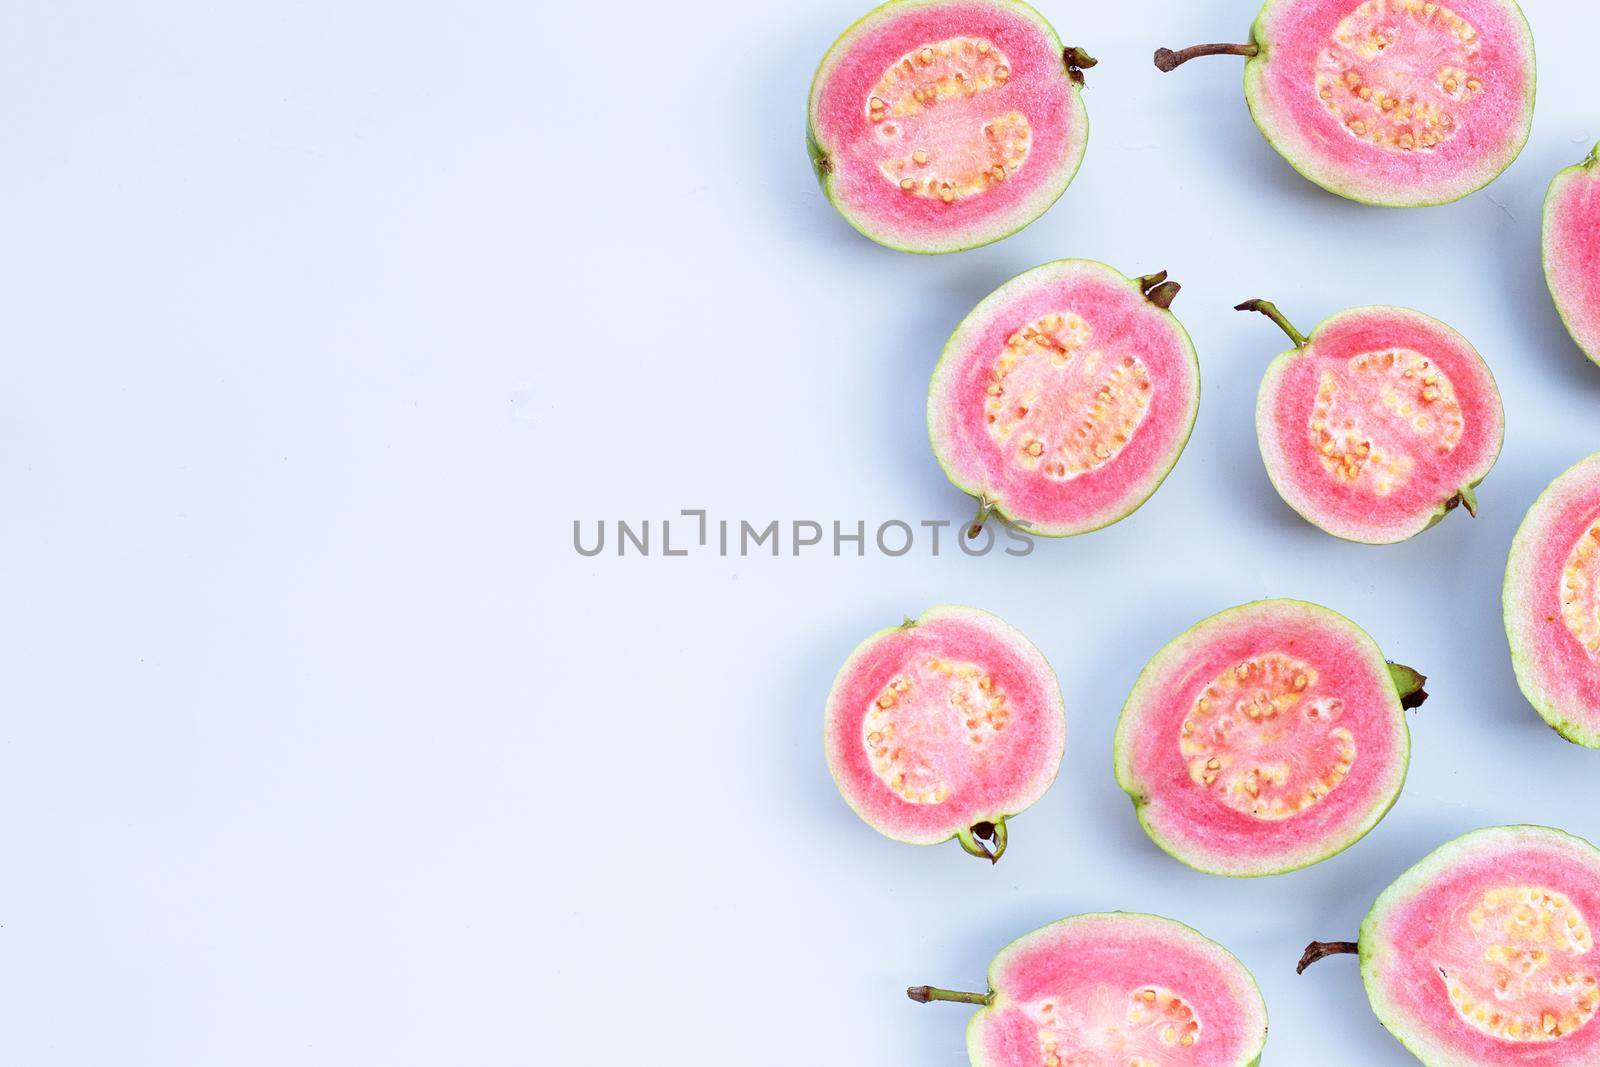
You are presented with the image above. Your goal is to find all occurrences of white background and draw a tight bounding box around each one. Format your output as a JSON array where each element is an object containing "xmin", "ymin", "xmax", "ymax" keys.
[{"xmin": 5, "ymin": 0, "xmax": 1600, "ymax": 1063}]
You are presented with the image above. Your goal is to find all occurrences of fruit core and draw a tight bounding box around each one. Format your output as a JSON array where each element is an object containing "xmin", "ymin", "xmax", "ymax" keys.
[
  {"xmin": 1030, "ymin": 985, "xmax": 1201, "ymax": 1066},
  {"xmin": 1178, "ymin": 654, "xmax": 1355, "ymax": 821},
  {"xmin": 1315, "ymin": 0, "xmax": 1485, "ymax": 154},
  {"xmin": 863, "ymin": 657, "xmax": 1011, "ymax": 804},
  {"xmin": 985, "ymin": 312, "xmax": 1153, "ymax": 480},
  {"xmin": 1442, "ymin": 885, "xmax": 1599, "ymax": 1043},
  {"xmin": 1308, "ymin": 349, "xmax": 1463, "ymax": 496},
  {"xmin": 1561, "ymin": 520, "xmax": 1600, "ymax": 658},
  {"xmin": 868, "ymin": 37, "xmax": 1031, "ymax": 204}
]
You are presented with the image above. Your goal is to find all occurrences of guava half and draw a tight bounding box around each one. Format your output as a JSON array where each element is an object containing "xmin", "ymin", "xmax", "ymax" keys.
[
  {"xmin": 909, "ymin": 912, "xmax": 1269, "ymax": 1066},
  {"xmin": 1243, "ymin": 299, "xmax": 1504, "ymax": 544},
  {"xmin": 807, "ymin": 0, "xmax": 1095, "ymax": 253},
  {"xmin": 1505, "ymin": 452, "xmax": 1600, "ymax": 747},
  {"xmin": 1154, "ymin": 0, "xmax": 1535, "ymax": 207},
  {"xmin": 1115, "ymin": 599, "xmax": 1422, "ymax": 877},
  {"xmin": 1299, "ymin": 825, "xmax": 1600, "ymax": 1065},
  {"xmin": 823, "ymin": 605, "xmax": 1065, "ymax": 862},
  {"xmin": 928, "ymin": 260, "xmax": 1199, "ymax": 538},
  {"xmin": 1543, "ymin": 145, "xmax": 1600, "ymax": 367}
]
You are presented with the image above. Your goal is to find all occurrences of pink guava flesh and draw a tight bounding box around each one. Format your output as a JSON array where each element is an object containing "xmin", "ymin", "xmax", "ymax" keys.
[
  {"xmin": 1256, "ymin": 305, "xmax": 1503, "ymax": 544},
  {"xmin": 823, "ymin": 606, "xmax": 1064, "ymax": 851},
  {"xmin": 928, "ymin": 260, "xmax": 1200, "ymax": 537},
  {"xmin": 1543, "ymin": 148, "xmax": 1600, "ymax": 367},
  {"xmin": 1244, "ymin": 0, "xmax": 1535, "ymax": 206},
  {"xmin": 807, "ymin": 0, "xmax": 1088, "ymax": 253},
  {"xmin": 1115, "ymin": 600, "xmax": 1410, "ymax": 877},
  {"xmin": 965, "ymin": 914, "xmax": 1268, "ymax": 1067},
  {"xmin": 1361, "ymin": 826, "xmax": 1600, "ymax": 1064},
  {"xmin": 1505, "ymin": 453, "xmax": 1600, "ymax": 747}
]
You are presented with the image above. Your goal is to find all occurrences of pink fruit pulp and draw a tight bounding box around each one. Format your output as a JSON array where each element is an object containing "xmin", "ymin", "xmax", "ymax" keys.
[
  {"xmin": 808, "ymin": 0, "xmax": 1087, "ymax": 252},
  {"xmin": 823, "ymin": 606, "xmax": 1064, "ymax": 848},
  {"xmin": 1115, "ymin": 600, "xmax": 1410, "ymax": 877},
  {"xmin": 1257, "ymin": 305, "xmax": 1503, "ymax": 544},
  {"xmin": 929, "ymin": 260, "xmax": 1199, "ymax": 536}
]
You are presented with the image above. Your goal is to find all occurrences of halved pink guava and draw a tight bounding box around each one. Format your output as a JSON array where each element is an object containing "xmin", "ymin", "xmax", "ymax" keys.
[
  {"xmin": 1246, "ymin": 300, "xmax": 1503, "ymax": 544},
  {"xmin": 1504, "ymin": 452, "xmax": 1600, "ymax": 748},
  {"xmin": 1299, "ymin": 825, "xmax": 1600, "ymax": 1065},
  {"xmin": 928, "ymin": 260, "xmax": 1199, "ymax": 538},
  {"xmin": 807, "ymin": 0, "xmax": 1094, "ymax": 253},
  {"xmin": 909, "ymin": 913, "xmax": 1269, "ymax": 1067},
  {"xmin": 1114, "ymin": 599, "xmax": 1421, "ymax": 877},
  {"xmin": 1154, "ymin": 0, "xmax": 1536, "ymax": 207},
  {"xmin": 823, "ymin": 605, "xmax": 1064, "ymax": 862},
  {"xmin": 1543, "ymin": 145, "xmax": 1600, "ymax": 367}
]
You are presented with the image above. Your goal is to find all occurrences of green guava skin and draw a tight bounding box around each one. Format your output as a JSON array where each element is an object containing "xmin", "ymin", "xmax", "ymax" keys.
[
  {"xmin": 948, "ymin": 914, "xmax": 1268, "ymax": 1067},
  {"xmin": 1251, "ymin": 304, "xmax": 1502, "ymax": 545},
  {"xmin": 926, "ymin": 259, "xmax": 1200, "ymax": 538},
  {"xmin": 1114, "ymin": 599, "xmax": 1418, "ymax": 878},
  {"xmin": 806, "ymin": 0, "xmax": 1089, "ymax": 253},
  {"xmin": 1224, "ymin": 0, "xmax": 1538, "ymax": 207},
  {"xmin": 1542, "ymin": 145, "xmax": 1600, "ymax": 368},
  {"xmin": 1347, "ymin": 826, "xmax": 1600, "ymax": 1065}
]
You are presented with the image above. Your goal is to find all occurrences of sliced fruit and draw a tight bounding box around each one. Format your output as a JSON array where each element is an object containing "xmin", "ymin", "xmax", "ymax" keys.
[
  {"xmin": 1544, "ymin": 145, "xmax": 1600, "ymax": 367},
  {"xmin": 1154, "ymin": 0, "xmax": 1536, "ymax": 207},
  {"xmin": 1244, "ymin": 299, "xmax": 1503, "ymax": 544},
  {"xmin": 1114, "ymin": 599, "xmax": 1419, "ymax": 877},
  {"xmin": 807, "ymin": 0, "xmax": 1094, "ymax": 253},
  {"xmin": 1505, "ymin": 452, "xmax": 1600, "ymax": 747},
  {"xmin": 928, "ymin": 260, "xmax": 1199, "ymax": 538},
  {"xmin": 823, "ymin": 606, "xmax": 1064, "ymax": 862},
  {"xmin": 910, "ymin": 912, "xmax": 1269, "ymax": 1066},
  {"xmin": 1300, "ymin": 825, "xmax": 1600, "ymax": 1066}
]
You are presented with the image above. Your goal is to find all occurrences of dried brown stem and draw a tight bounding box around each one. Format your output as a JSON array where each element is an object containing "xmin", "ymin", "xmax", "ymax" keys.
[
  {"xmin": 1297, "ymin": 940, "xmax": 1359, "ymax": 974},
  {"xmin": 1154, "ymin": 43, "xmax": 1259, "ymax": 72}
]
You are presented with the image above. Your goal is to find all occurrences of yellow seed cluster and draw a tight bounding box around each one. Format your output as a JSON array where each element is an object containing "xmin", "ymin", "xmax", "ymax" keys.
[
  {"xmin": 1179, "ymin": 654, "xmax": 1356, "ymax": 820},
  {"xmin": 1032, "ymin": 986, "xmax": 1200, "ymax": 1066},
  {"xmin": 1314, "ymin": 0, "xmax": 1483, "ymax": 154},
  {"xmin": 984, "ymin": 311, "xmax": 1152, "ymax": 481},
  {"xmin": 1310, "ymin": 372, "xmax": 1410, "ymax": 491},
  {"xmin": 1307, "ymin": 349, "xmax": 1462, "ymax": 496},
  {"xmin": 1444, "ymin": 885, "xmax": 1600, "ymax": 1043},
  {"xmin": 1561, "ymin": 522, "xmax": 1600, "ymax": 657},
  {"xmin": 862, "ymin": 658, "xmax": 1008, "ymax": 804},
  {"xmin": 1361, "ymin": 349, "xmax": 1465, "ymax": 450},
  {"xmin": 868, "ymin": 38, "xmax": 1030, "ymax": 203}
]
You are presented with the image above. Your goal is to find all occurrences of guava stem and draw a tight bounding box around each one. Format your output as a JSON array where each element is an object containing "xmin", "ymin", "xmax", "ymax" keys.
[
  {"xmin": 1146, "ymin": 281, "xmax": 1181, "ymax": 309},
  {"xmin": 1297, "ymin": 940, "xmax": 1359, "ymax": 974},
  {"xmin": 1134, "ymin": 272, "xmax": 1182, "ymax": 308},
  {"xmin": 1063, "ymin": 46, "xmax": 1098, "ymax": 85},
  {"xmin": 1388, "ymin": 662, "xmax": 1429, "ymax": 710},
  {"xmin": 956, "ymin": 819, "xmax": 1008, "ymax": 864},
  {"xmin": 1235, "ymin": 299, "xmax": 1309, "ymax": 347},
  {"xmin": 907, "ymin": 985, "xmax": 996, "ymax": 1006},
  {"xmin": 1455, "ymin": 483, "xmax": 1479, "ymax": 517},
  {"xmin": 1154, "ymin": 43, "xmax": 1259, "ymax": 72},
  {"xmin": 967, "ymin": 498, "xmax": 996, "ymax": 539}
]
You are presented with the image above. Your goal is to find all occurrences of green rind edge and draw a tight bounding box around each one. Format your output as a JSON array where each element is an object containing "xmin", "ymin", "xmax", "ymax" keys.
[
  {"xmin": 1239, "ymin": 0, "xmax": 1536, "ymax": 208},
  {"xmin": 926, "ymin": 259, "xmax": 1202, "ymax": 537},
  {"xmin": 1502, "ymin": 450, "xmax": 1600, "ymax": 748},
  {"xmin": 1540, "ymin": 145, "xmax": 1600, "ymax": 368},
  {"xmin": 1113, "ymin": 598, "xmax": 1412, "ymax": 877},
  {"xmin": 962, "ymin": 913, "xmax": 1269, "ymax": 1067},
  {"xmin": 1252, "ymin": 305, "xmax": 1504, "ymax": 544},
  {"xmin": 821, "ymin": 605, "xmax": 1068, "ymax": 847},
  {"xmin": 1357, "ymin": 825, "xmax": 1600, "ymax": 1064},
  {"xmin": 805, "ymin": 0, "xmax": 1088, "ymax": 254}
]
